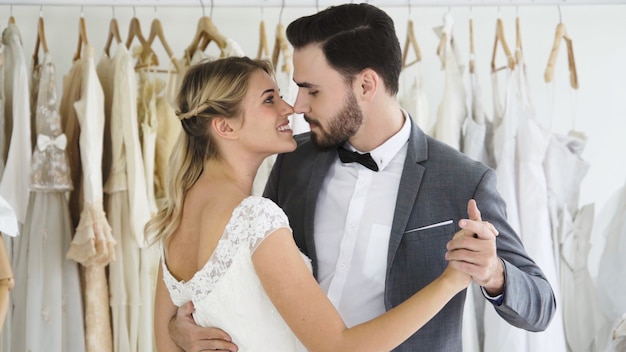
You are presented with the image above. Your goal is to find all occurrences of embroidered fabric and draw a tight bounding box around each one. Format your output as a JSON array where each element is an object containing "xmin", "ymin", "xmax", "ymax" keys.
[
  {"xmin": 162, "ymin": 196, "xmax": 309, "ymax": 351},
  {"xmin": 30, "ymin": 54, "xmax": 72, "ymax": 191},
  {"xmin": 163, "ymin": 196, "xmax": 289, "ymax": 300}
]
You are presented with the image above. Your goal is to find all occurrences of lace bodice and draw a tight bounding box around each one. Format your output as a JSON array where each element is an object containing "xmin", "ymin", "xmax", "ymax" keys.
[
  {"xmin": 31, "ymin": 53, "xmax": 72, "ymax": 191},
  {"xmin": 162, "ymin": 196, "xmax": 309, "ymax": 351}
]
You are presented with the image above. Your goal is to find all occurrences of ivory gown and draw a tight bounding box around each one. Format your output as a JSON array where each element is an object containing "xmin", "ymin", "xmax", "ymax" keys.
[
  {"xmin": 11, "ymin": 52, "xmax": 85, "ymax": 352},
  {"xmin": 0, "ymin": 23, "xmax": 31, "ymax": 352},
  {"xmin": 460, "ymin": 58, "xmax": 494, "ymax": 352},
  {"xmin": 515, "ymin": 52, "xmax": 567, "ymax": 352},
  {"xmin": 483, "ymin": 64, "xmax": 527, "ymax": 352},
  {"xmin": 433, "ymin": 13, "xmax": 466, "ymax": 151},
  {"xmin": 99, "ymin": 44, "xmax": 152, "ymax": 352},
  {"xmin": 597, "ymin": 183, "xmax": 626, "ymax": 341},
  {"xmin": 64, "ymin": 44, "xmax": 115, "ymax": 352}
]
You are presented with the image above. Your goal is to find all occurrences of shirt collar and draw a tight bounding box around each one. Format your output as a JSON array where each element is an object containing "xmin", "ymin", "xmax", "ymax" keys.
[{"xmin": 344, "ymin": 109, "xmax": 411, "ymax": 171}]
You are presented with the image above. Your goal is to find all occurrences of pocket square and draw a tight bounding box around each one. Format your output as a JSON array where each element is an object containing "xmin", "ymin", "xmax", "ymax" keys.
[{"xmin": 404, "ymin": 220, "xmax": 453, "ymax": 234}]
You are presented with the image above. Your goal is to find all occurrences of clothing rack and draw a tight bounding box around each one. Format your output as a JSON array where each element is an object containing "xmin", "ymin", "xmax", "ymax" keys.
[{"xmin": 1, "ymin": 0, "xmax": 625, "ymax": 7}]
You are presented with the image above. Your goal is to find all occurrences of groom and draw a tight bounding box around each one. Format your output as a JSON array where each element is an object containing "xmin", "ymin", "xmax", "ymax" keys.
[{"xmin": 169, "ymin": 3, "xmax": 556, "ymax": 351}]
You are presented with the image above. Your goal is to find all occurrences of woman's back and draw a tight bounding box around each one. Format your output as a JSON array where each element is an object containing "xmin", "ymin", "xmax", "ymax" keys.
[
  {"xmin": 162, "ymin": 196, "xmax": 309, "ymax": 351},
  {"xmin": 164, "ymin": 180, "xmax": 242, "ymax": 282}
]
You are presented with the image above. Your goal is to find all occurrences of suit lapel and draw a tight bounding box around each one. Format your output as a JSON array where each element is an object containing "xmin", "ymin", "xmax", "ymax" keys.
[
  {"xmin": 386, "ymin": 121, "xmax": 428, "ymax": 273},
  {"xmin": 304, "ymin": 149, "xmax": 336, "ymax": 277}
]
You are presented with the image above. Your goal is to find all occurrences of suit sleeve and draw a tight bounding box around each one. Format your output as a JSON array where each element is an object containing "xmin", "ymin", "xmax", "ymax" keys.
[{"xmin": 473, "ymin": 168, "xmax": 557, "ymax": 332}]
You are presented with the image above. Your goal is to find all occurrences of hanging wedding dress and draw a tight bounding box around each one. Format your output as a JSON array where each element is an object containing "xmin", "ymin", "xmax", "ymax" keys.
[
  {"xmin": 11, "ymin": 52, "xmax": 85, "ymax": 352},
  {"xmin": 399, "ymin": 64, "xmax": 430, "ymax": 134},
  {"xmin": 100, "ymin": 44, "xmax": 153, "ymax": 352},
  {"xmin": 459, "ymin": 48, "xmax": 494, "ymax": 352},
  {"xmin": 514, "ymin": 50, "xmax": 567, "ymax": 352},
  {"xmin": 596, "ymin": 182, "xmax": 626, "ymax": 339},
  {"xmin": 0, "ymin": 197, "xmax": 17, "ymax": 237},
  {"xmin": 65, "ymin": 44, "xmax": 115, "ymax": 352},
  {"xmin": 483, "ymin": 54, "xmax": 527, "ymax": 352},
  {"xmin": 462, "ymin": 64, "xmax": 493, "ymax": 168},
  {"xmin": 433, "ymin": 13, "xmax": 466, "ymax": 151},
  {"xmin": 0, "ymin": 41, "xmax": 5, "ymax": 177},
  {"xmin": 0, "ymin": 23, "xmax": 31, "ymax": 352},
  {"xmin": 133, "ymin": 48, "xmax": 176, "ymax": 352},
  {"xmin": 0, "ymin": 23, "xmax": 31, "ymax": 226},
  {"xmin": 543, "ymin": 126, "xmax": 606, "ymax": 351},
  {"xmin": 153, "ymin": 79, "xmax": 180, "ymax": 208},
  {"xmin": 0, "ymin": 43, "xmax": 7, "ymax": 351},
  {"xmin": 59, "ymin": 45, "xmax": 84, "ymax": 231}
]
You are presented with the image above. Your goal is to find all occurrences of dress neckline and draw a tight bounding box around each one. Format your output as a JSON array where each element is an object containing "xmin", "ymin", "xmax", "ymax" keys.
[{"xmin": 161, "ymin": 195, "xmax": 257, "ymax": 285}]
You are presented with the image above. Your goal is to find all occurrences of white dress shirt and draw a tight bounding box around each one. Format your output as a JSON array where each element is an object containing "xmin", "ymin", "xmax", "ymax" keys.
[{"xmin": 314, "ymin": 111, "xmax": 411, "ymax": 327}]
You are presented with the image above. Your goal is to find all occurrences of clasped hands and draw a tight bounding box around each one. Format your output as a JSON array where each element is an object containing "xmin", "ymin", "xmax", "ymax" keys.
[{"xmin": 446, "ymin": 199, "xmax": 504, "ymax": 296}]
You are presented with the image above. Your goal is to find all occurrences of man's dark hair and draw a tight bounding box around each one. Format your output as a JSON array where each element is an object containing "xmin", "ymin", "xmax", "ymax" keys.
[{"xmin": 286, "ymin": 3, "xmax": 402, "ymax": 95}]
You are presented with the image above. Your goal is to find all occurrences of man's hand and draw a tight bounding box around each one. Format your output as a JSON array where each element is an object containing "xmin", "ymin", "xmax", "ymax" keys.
[
  {"xmin": 445, "ymin": 199, "xmax": 504, "ymax": 296},
  {"xmin": 169, "ymin": 301, "xmax": 238, "ymax": 352}
]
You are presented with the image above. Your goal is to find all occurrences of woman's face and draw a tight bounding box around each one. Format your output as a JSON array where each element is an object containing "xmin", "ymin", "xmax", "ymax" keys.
[{"xmin": 237, "ymin": 69, "xmax": 297, "ymax": 156}]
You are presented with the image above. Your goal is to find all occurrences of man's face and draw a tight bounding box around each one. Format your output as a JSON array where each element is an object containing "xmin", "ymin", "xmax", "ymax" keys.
[{"xmin": 292, "ymin": 45, "xmax": 363, "ymax": 151}]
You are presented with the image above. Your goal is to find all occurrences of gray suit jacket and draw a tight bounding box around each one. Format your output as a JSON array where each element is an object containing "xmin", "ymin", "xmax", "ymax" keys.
[{"xmin": 264, "ymin": 122, "xmax": 556, "ymax": 351}]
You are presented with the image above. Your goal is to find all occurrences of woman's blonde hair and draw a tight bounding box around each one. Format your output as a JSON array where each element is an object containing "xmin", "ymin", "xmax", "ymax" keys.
[{"xmin": 145, "ymin": 57, "xmax": 274, "ymax": 245}]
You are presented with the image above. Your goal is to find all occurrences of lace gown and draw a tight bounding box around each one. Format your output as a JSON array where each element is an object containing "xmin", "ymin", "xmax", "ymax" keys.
[
  {"xmin": 11, "ymin": 53, "xmax": 85, "ymax": 352},
  {"xmin": 162, "ymin": 196, "xmax": 308, "ymax": 352}
]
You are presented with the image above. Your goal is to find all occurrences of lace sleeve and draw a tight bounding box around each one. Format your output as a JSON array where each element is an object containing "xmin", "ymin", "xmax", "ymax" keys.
[{"xmin": 229, "ymin": 197, "xmax": 291, "ymax": 254}]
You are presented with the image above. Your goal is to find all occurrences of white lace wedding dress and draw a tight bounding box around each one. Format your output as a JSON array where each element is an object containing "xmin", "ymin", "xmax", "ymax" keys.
[{"xmin": 162, "ymin": 196, "xmax": 309, "ymax": 351}]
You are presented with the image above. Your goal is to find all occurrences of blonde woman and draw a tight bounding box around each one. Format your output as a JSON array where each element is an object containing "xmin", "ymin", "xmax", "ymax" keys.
[{"xmin": 148, "ymin": 57, "xmax": 480, "ymax": 352}]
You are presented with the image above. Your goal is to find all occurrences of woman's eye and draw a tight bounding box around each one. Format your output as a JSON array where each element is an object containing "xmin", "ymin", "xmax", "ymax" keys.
[
  {"xmin": 309, "ymin": 90, "xmax": 319, "ymax": 96},
  {"xmin": 264, "ymin": 95, "xmax": 275, "ymax": 103}
]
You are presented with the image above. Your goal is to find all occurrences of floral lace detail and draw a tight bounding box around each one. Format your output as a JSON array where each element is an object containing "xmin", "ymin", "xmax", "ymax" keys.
[
  {"xmin": 30, "ymin": 54, "xmax": 72, "ymax": 191},
  {"xmin": 162, "ymin": 196, "xmax": 290, "ymax": 304}
]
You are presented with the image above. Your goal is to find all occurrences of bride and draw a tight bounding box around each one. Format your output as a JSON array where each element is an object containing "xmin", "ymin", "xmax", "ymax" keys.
[{"xmin": 147, "ymin": 57, "xmax": 479, "ymax": 351}]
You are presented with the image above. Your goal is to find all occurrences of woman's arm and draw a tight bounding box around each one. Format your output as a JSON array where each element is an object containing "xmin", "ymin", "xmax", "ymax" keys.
[
  {"xmin": 253, "ymin": 228, "xmax": 470, "ymax": 352},
  {"xmin": 154, "ymin": 263, "xmax": 184, "ymax": 352}
]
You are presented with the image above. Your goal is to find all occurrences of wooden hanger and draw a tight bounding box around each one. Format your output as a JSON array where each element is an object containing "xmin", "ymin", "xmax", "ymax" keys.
[
  {"xmin": 185, "ymin": 16, "xmax": 227, "ymax": 60},
  {"xmin": 490, "ymin": 17, "xmax": 516, "ymax": 72},
  {"xmin": 8, "ymin": 5, "xmax": 15, "ymax": 24},
  {"xmin": 402, "ymin": 20, "xmax": 422, "ymax": 69},
  {"xmin": 469, "ymin": 17, "xmax": 475, "ymax": 74},
  {"xmin": 272, "ymin": 23, "xmax": 291, "ymax": 73},
  {"xmin": 544, "ymin": 22, "xmax": 578, "ymax": 89},
  {"xmin": 147, "ymin": 17, "xmax": 181, "ymax": 72},
  {"xmin": 515, "ymin": 16, "xmax": 523, "ymax": 63},
  {"xmin": 126, "ymin": 16, "xmax": 159, "ymax": 68},
  {"xmin": 436, "ymin": 31, "xmax": 447, "ymax": 59},
  {"xmin": 257, "ymin": 20, "xmax": 269, "ymax": 59},
  {"xmin": 73, "ymin": 15, "xmax": 89, "ymax": 62},
  {"xmin": 103, "ymin": 17, "xmax": 122, "ymax": 57},
  {"xmin": 33, "ymin": 16, "xmax": 49, "ymax": 67},
  {"xmin": 436, "ymin": 12, "xmax": 454, "ymax": 66}
]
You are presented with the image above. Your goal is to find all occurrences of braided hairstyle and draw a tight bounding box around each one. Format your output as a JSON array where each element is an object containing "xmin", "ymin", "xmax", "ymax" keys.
[{"xmin": 145, "ymin": 56, "xmax": 274, "ymax": 245}]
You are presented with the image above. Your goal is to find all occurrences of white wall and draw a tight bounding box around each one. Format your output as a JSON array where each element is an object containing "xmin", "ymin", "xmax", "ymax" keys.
[{"xmin": 3, "ymin": 2, "xmax": 625, "ymax": 274}]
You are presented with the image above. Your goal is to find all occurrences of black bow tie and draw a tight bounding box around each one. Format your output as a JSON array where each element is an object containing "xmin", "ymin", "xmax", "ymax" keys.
[{"xmin": 337, "ymin": 147, "xmax": 379, "ymax": 172}]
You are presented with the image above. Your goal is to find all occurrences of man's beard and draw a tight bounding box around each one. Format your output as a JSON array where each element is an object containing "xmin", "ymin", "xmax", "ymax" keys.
[{"xmin": 307, "ymin": 91, "xmax": 363, "ymax": 152}]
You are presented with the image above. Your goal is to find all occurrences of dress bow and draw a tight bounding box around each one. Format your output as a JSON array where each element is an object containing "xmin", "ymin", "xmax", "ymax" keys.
[{"xmin": 37, "ymin": 133, "xmax": 68, "ymax": 151}]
